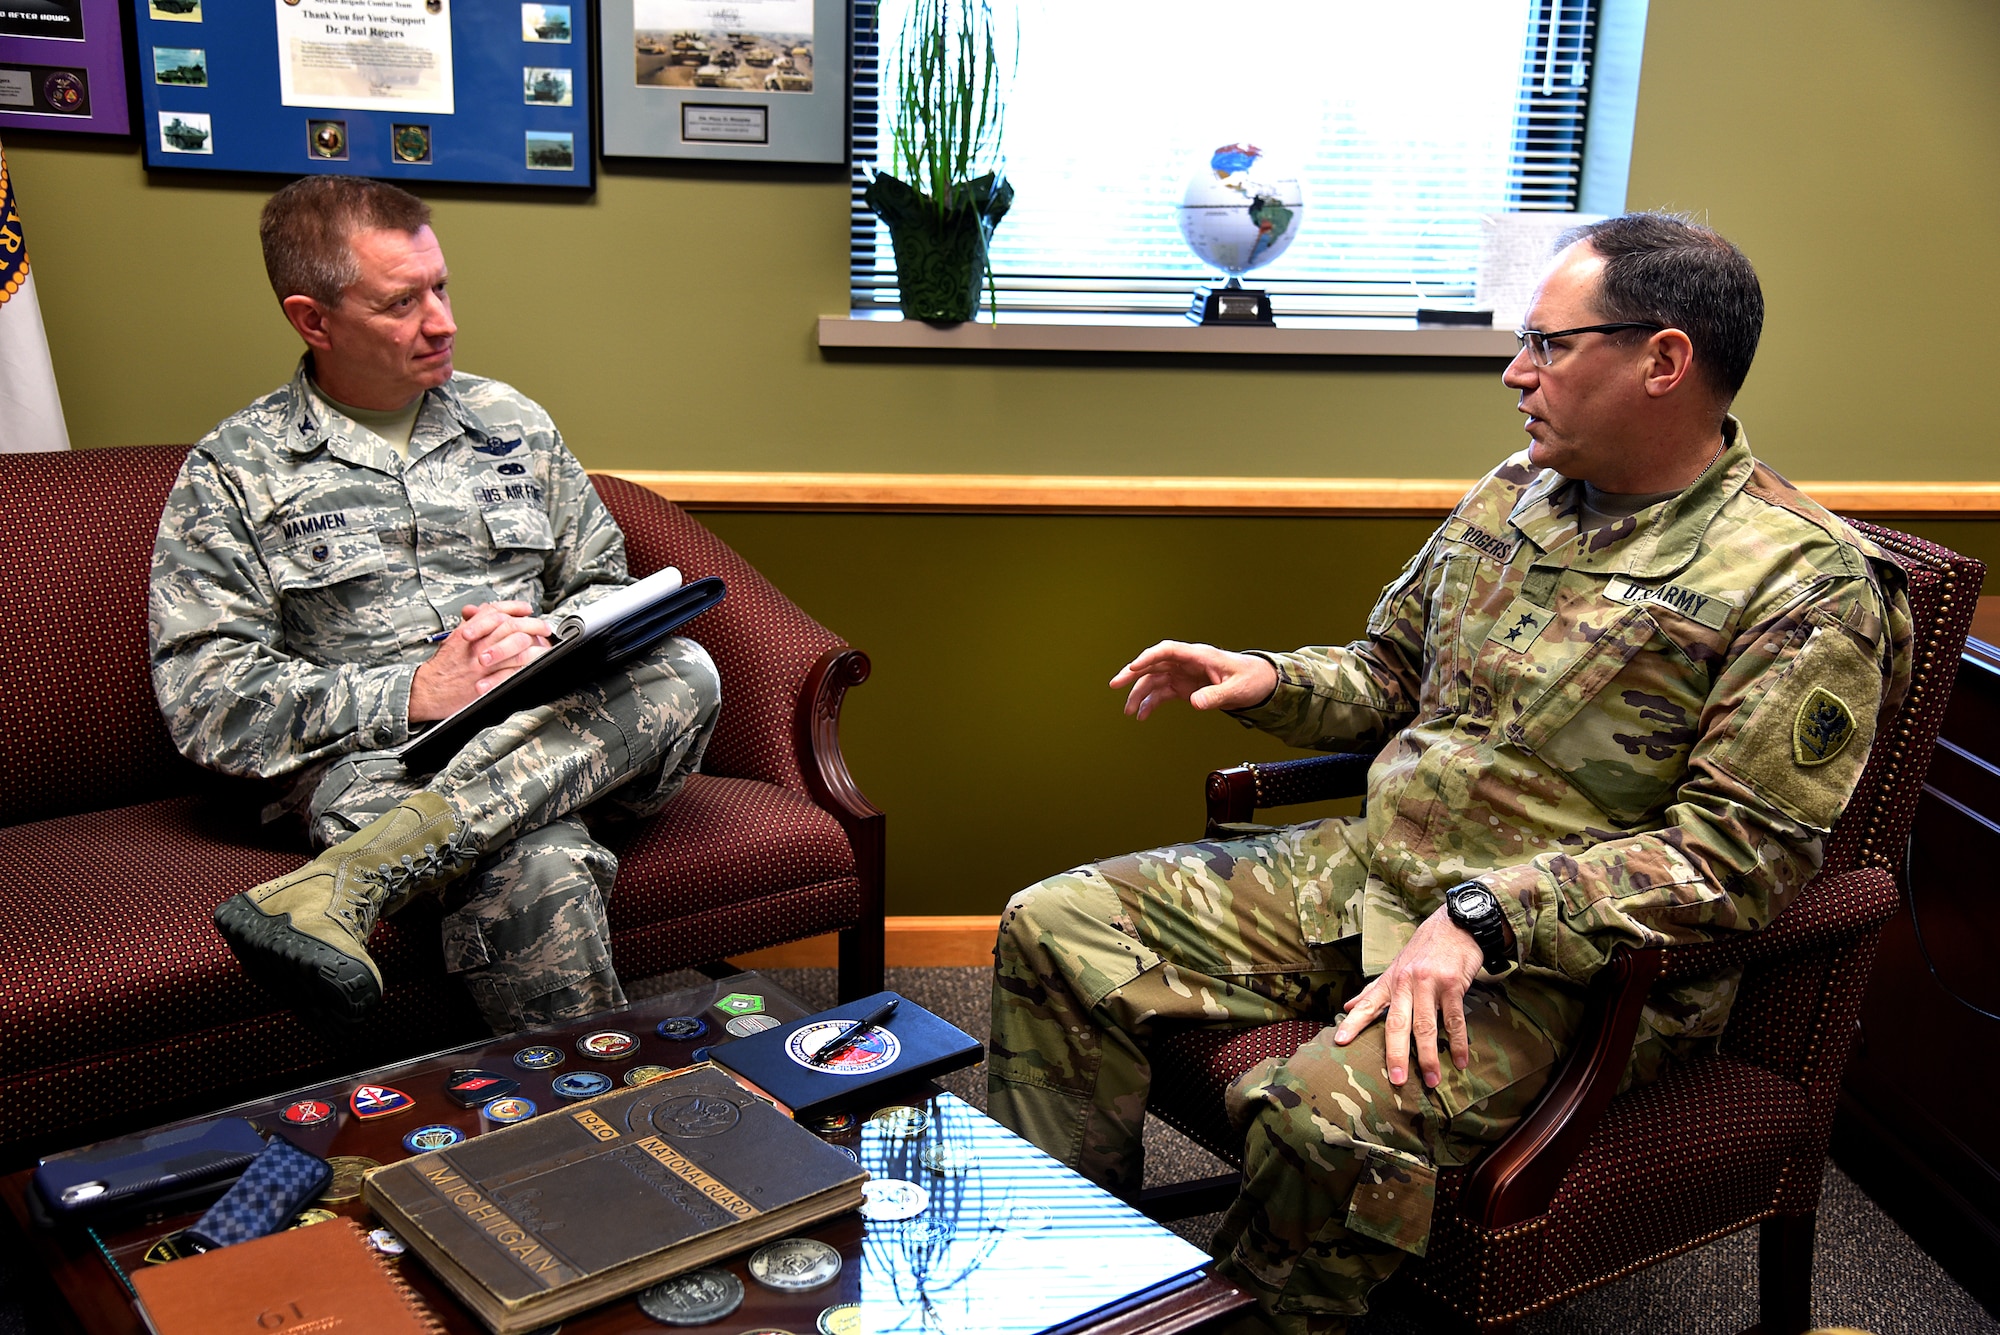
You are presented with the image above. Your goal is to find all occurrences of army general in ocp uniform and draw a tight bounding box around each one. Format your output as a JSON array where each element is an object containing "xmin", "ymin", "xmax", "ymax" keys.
[
  {"xmin": 987, "ymin": 215, "xmax": 1913, "ymax": 1333},
  {"xmin": 150, "ymin": 176, "xmax": 721, "ymax": 1035}
]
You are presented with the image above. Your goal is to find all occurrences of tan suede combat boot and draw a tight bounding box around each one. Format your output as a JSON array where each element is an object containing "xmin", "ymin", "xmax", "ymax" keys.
[{"xmin": 213, "ymin": 792, "xmax": 478, "ymax": 1022}]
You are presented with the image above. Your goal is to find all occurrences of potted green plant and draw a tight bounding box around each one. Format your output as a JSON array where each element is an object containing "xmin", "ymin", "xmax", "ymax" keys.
[{"xmin": 864, "ymin": 0, "xmax": 1013, "ymax": 325}]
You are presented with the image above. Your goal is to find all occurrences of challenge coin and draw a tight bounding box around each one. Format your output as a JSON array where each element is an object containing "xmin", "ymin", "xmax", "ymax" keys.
[
  {"xmin": 445, "ymin": 1069, "xmax": 521, "ymax": 1108},
  {"xmin": 289, "ymin": 1207, "xmax": 337, "ymax": 1228},
  {"xmin": 656, "ymin": 1015, "xmax": 708, "ymax": 1041},
  {"xmin": 624, "ymin": 1064, "xmax": 673, "ymax": 1087},
  {"xmin": 920, "ymin": 1144, "xmax": 973, "ymax": 1176},
  {"xmin": 806, "ymin": 1110, "xmax": 857, "ymax": 1135},
  {"xmin": 634, "ymin": 1268, "xmax": 745, "ymax": 1325},
  {"xmin": 819, "ymin": 1303, "xmax": 861, "ymax": 1335},
  {"xmin": 867, "ymin": 1105, "xmax": 928, "ymax": 1138},
  {"xmin": 369, "ymin": 1227, "xmax": 407, "ymax": 1256},
  {"xmin": 576, "ymin": 1029, "xmax": 639, "ymax": 1060},
  {"xmin": 483, "ymin": 1097, "xmax": 537, "ymax": 1123},
  {"xmin": 350, "ymin": 1084, "xmax": 414, "ymax": 1119},
  {"xmin": 403, "ymin": 1124, "xmax": 464, "ymax": 1153},
  {"xmin": 715, "ymin": 992, "xmax": 766, "ymax": 1016},
  {"xmin": 832, "ymin": 1144, "xmax": 860, "ymax": 1163},
  {"xmin": 280, "ymin": 1099, "xmax": 334, "ymax": 1127},
  {"xmin": 860, "ymin": 1178, "xmax": 930, "ymax": 1222},
  {"xmin": 143, "ymin": 1232, "xmax": 197, "ymax": 1264},
  {"xmin": 514, "ymin": 1044, "xmax": 565, "ymax": 1071},
  {"xmin": 726, "ymin": 1013, "xmax": 781, "ymax": 1037},
  {"xmin": 318, "ymin": 1155, "xmax": 379, "ymax": 1204},
  {"xmin": 747, "ymin": 1237, "xmax": 841, "ymax": 1292},
  {"xmin": 551, "ymin": 1070, "xmax": 612, "ymax": 1099}
]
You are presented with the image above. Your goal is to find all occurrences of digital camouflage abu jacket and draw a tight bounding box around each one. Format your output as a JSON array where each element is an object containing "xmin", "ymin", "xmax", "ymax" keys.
[
  {"xmin": 1231, "ymin": 419, "xmax": 1914, "ymax": 1044},
  {"xmin": 150, "ymin": 360, "xmax": 630, "ymax": 782}
]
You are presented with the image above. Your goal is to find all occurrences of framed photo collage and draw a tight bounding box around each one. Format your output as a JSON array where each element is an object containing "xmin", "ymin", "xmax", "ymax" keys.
[{"xmin": 5, "ymin": 0, "xmax": 847, "ymax": 186}]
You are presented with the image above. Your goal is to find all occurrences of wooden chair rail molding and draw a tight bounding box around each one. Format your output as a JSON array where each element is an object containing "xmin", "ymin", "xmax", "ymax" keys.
[
  {"xmin": 613, "ymin": 471, "xmax": 2000, "ymax": 518},
  {"xmin": 733, "ymin": 916, "xmax": 999, "ymax": 970}
]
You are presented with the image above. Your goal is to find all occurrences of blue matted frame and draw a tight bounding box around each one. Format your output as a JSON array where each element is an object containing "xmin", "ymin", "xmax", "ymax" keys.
[{"xmin": 131, "ymin": 0, "xmax": 594, "ymax": 187}]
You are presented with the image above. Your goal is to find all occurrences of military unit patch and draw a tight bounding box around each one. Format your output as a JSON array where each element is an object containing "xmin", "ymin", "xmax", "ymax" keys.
[
  {"xmin": 1793, "ymin": 686, "xmax": 1856, "ymax": 766},
  {"xmin": 350, "ymin": 1085, "xmax": 414, "ymax": 1119}
]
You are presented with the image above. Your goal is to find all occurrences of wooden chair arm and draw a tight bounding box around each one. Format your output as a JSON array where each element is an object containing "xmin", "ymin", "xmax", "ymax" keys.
[
  {"xmin": 1459, "ymin": 946, "xmax": 1664, "ymax": 1229},
  {"xmin": 1205, "ymin": 753, "xmax": 1374, "ymax": 834},
  {"xmin": 1457, "ymin": 865, "xmax": 1899, "ymax": 1229},
  {"xmin": 795, "ymin": 648, "xmax": 886, "ymax": 1000}
]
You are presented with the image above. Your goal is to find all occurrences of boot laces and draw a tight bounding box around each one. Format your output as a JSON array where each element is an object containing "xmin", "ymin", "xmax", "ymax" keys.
[{"xmin": 356, "ymin": 822, "xmax": 477, "ymax": 904}]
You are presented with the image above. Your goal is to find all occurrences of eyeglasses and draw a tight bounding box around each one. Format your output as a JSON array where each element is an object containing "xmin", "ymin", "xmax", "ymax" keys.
[{"xmin": 1512, "ymin": 322, "xmax": 1665, "ymax": 367}]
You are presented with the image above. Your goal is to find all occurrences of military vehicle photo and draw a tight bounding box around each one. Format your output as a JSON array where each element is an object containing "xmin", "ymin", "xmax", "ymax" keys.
[
  {"xmin": 152, "ymin": 46, "xmax": 207, "ymax": 86},
  {"xmin": 158, "ymin": 111, "xmax": 211, "ymax": 153},
  {"xmin": 634, "ymin": 28, "xmax": 811, "ymax": 92},
  {"xmin": 525, "ymin": 130, "xmax": 574, "ymax": 170},
  {"xmin": 148, "ymin": 0, "xmax": 200, "ymax": 19},
  {"xmin": 521, "ymin": 2, "xmax": 570, "ymax": 43},
  {"xmin": 523, "ymin": 66, "xmax": 572, "ymax": 106}
]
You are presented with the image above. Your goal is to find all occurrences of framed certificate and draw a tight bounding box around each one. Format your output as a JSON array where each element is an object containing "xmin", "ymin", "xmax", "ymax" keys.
[
  {"xmin": 0, "ymin": 0, "xmax": 131, "ymax": 135},
  {"xmin": 132, "ymin": 0, "xmax": 594, "ymax": 187},
  {"xmin": 599, "ymin": 0, "xmax": 845, "ymax": 164}
]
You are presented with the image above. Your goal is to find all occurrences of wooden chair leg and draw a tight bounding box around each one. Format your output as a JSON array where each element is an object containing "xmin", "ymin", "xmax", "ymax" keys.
[
  {"xmin": 1750, "ymin": 1211, "xmax": 1816, "ymax": 1335},
  {"xmin": 837, "ymin": 921, "xmax": 885, "ymax": 1001}
]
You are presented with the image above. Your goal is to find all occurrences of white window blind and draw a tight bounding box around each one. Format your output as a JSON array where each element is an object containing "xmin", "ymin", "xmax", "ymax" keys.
[{"xmin": 850, "ymin": 0, "xmax": 1605, "ymax": 317}]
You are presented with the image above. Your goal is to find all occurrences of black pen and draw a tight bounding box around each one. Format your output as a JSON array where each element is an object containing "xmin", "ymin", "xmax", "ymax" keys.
[{"xmin": 809, "ymin": 997, "xmax": 898, "ymax": 1066}]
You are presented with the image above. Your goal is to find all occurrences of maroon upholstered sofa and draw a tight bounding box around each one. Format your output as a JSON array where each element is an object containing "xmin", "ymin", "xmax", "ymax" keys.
[{"xmin": 0, "ymin": 445, "xmax": 884, "ymax": 1165}]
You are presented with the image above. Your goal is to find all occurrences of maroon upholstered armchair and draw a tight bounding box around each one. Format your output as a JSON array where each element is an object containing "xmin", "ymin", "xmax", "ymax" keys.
[
  {"xmin": 0, "ymin": 446, "xmax": 882, "ymax": 1164},
  {"xmin": 1138, "ymin": 523, "xmax": 1982, "ymax": 1335}
]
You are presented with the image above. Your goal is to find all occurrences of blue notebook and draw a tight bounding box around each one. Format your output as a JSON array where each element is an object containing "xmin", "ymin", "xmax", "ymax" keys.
[{"xmin": 710, "ymin": 991, "xmax": 983, "ymax": 1118}]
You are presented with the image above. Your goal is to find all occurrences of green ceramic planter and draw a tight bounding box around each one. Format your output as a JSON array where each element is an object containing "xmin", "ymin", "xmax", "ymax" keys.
[{"xmin": 865, "ymin": 171, "xmax": 1015, "ymax": 324}]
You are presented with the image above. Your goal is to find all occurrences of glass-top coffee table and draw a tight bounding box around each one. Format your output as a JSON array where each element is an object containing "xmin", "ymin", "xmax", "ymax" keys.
[{"xmin": 0, "ymin": 971, "xmax": 1250, "ymax": 1334}]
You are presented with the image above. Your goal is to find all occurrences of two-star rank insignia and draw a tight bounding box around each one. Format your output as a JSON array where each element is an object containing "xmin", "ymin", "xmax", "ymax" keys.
[
  {"xmin": 1484, "ymin": 597, "xmax": 1553, "ymax": 654},
  {"xmin": 350, "ymin": 1085, "xmax": 415, "ymax": 1119}
]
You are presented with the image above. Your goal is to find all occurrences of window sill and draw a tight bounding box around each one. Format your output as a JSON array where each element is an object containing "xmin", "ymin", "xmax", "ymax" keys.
[{"xmin": 817, "ymin": 310, "xmax": 1518, "ymax": 357}]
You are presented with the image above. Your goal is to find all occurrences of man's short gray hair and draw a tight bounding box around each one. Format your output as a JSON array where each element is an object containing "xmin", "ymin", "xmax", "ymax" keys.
[{"xmin": 259, "ymin": 175, "xmax": 432, "ymax": 307}]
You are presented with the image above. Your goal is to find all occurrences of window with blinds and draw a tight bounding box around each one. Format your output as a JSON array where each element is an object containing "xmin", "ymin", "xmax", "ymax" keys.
[{"xmin": 849, "ymin": 0, "xmax": 1615, "ymax": 318}]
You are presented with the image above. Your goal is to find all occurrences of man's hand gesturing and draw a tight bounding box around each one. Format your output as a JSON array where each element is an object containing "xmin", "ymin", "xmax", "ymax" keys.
[
  {"xmin": 1109, "ymin": 641, "xmax": 1279, "ymax": 720},
  {"xmin": 409, "ymin": 601, "xmax": 553, "ymax": 722}
]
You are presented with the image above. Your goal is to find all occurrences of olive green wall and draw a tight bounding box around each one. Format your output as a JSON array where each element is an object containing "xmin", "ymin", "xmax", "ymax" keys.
[
  {"xmin": 4, "ymin": 1, "xmax": 1996, "ymax": 914},
  {"xmin": 10, "ymin": 0, "xmax": 2000, "ymax": 479}
]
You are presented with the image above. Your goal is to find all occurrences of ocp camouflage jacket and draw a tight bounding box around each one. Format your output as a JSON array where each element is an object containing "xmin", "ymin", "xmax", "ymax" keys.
[
  {"xmin": 1234, "ymin": 419, "xmax": 1914, "ymax": 1043},
  {"xmin": 149, "ymin": 360, "xmax": 630, "ymax": 782}
]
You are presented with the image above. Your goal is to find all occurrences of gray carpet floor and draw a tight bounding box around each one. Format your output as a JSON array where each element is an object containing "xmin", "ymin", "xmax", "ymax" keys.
[{"xmin": 5, "ymin": 964, "xmax": 1990, "ymax": 1334}]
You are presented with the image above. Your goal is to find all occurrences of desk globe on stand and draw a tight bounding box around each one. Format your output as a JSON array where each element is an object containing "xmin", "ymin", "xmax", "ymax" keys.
[{"xmin": 1177, "ymin": 142, "xmax": 1304, "ymax": 325}]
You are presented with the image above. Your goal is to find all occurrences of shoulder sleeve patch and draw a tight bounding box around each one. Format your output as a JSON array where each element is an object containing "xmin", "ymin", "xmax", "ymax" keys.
[
  {"xmin": 1793, "ymin": 686, "xmax": 1856, "ymax": 766},
  {"xmin": 1718, "ymin": 613, "xmax": 1886, "ymax": 832}
]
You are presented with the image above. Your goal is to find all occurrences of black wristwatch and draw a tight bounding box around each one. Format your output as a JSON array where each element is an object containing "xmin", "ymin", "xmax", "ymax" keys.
[{"xmin": 1445, "ymin": 880, "xmax": 1512, "ymax": 972}]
